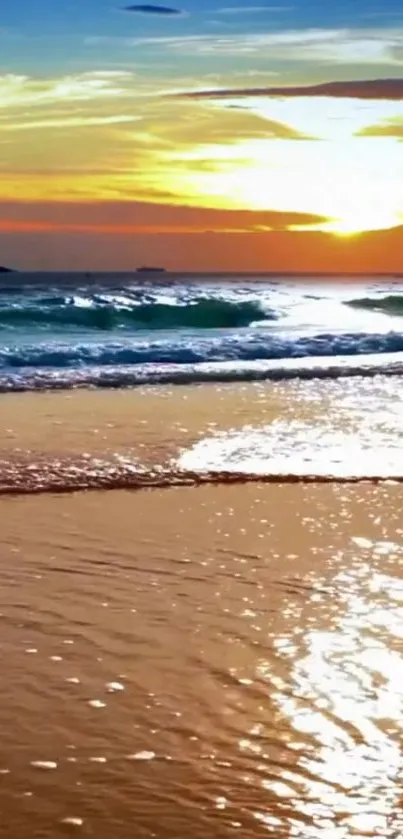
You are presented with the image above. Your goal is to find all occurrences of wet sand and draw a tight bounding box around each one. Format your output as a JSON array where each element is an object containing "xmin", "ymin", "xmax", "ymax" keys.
[
  {"xmin": 0, "ymin": 382, "xmax": 403, "ymax": 837},
  {"xmin": 0, "ymin": 378, "xmax": 402, "ymax": 491},
  {"xmin": 1, "ymin": 482, "xmax": 403, "ymax": 838},
  {"xmin": 0, "ymin": 383, "xmax": 301, "ymax": 454}
]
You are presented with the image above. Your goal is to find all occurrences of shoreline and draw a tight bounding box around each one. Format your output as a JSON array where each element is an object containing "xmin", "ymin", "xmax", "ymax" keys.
[
  {"xmin": 0, "ymin": 463, "xmax": 401, "ymax": 497},
  {"xmin": 0, "ymin": 378, "xmax": 402, "ymax": 492}
]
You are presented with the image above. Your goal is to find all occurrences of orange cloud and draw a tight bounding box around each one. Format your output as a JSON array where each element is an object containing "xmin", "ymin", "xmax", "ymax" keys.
[
  {"xmin": 0, "ymin": 200, "xmax": 330, "ymax": 233},
  {"xmin": 151, "ymin": 106, "xmax": 314, "ymax": 144}
]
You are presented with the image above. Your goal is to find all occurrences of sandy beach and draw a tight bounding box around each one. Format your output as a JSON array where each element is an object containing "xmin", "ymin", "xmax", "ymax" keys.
[
  {"xmin": 0, "ymin": 382, "xmax": 402, "ymax": 837},
  {"xmin": 1, "ymin": 479, "xmax": 403, "ymax": 838},
  {"xmin": 2, "ymin": 0, "xmax": 403, "ymax": 829}
]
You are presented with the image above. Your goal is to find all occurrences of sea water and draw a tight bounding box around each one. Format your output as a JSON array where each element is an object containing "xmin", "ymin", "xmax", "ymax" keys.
[
  {"xmin": 0, "ymin": 273, "xmax": 402, "ymax": 391},
  {"xmin": 0, "ymin": 273, "xmax": 403, "ymax": 488}
]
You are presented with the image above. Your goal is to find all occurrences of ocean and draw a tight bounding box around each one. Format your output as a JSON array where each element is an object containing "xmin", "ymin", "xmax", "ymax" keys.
[
  {"xmin": 1, "ymin": 273, "xmax": 403, "ymax": 393},
  {"xmin": 0, "ymin": 272, "xmax": 402, "ymax": 487},
  {"xmin": 1, "ymin": 275, "xmax": 403, "ymax": 839}
]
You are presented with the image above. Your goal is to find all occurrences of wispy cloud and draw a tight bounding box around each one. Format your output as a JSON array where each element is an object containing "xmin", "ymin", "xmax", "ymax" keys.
[
  {"xmin": 126, "ymin": 26, "xmax": 403, "ymax": 66},
  {"xmin": 356, "ymin": 118, "xmax": 403, "ymax": 138},
  {"xmin": 1, "ymin": 115, "xmax": 139, "ymax": 131},
  {"xmin": 177, "ymin": 78, "xmax": 403, "ymax": 101},
  {"xmin": 122, "ymin": 4, "xmax": 183, "ymax": 14},
  {"xmin": 0, "ymin": 71, "xmax": 136, "ymax": 109},
  {"xmin": 149, "ymin": 105, "xmax": 315, "ymax": 145},
  {"xmin": 1, "ymin": 64, "xmax": 401, "ymax": 232}
]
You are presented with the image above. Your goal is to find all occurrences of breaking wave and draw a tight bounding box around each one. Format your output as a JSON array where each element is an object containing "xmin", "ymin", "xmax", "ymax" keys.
[
  {"xmin": 1, "ymin": 352, "xmax": 403, "ymax": 392},
  {"xmin": 1, "ymin": 278, "xmax": 403, "ymax": 392},
  {"xmin": 347, "ymin": 295, "xmax": 403, "ymax": 316},
  {"xmin": 2, "ymin": 330, "xmax": 403, "ymax": 371},
  {"xmin": 0, "ymin": 297, "xmax": 271, "ymax": 331}
]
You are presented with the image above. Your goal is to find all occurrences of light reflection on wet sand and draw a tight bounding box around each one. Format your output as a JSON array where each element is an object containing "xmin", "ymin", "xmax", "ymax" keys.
[
  {"xmin": 0, "ymin": 483, "xmax": 402, "ymax": 837},
  {"xmin": 0, "ymin": 378, "xmax": 403, "ymax": 492}
]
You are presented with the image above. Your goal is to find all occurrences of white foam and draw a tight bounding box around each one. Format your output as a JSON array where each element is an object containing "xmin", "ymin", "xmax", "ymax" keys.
[{"xmin": 179, "ymin": 410, "xmax": 403, "ymax": 480}]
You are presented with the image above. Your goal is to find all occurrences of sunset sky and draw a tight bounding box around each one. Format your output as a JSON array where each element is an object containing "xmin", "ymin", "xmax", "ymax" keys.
[{"xmin": 1, "ymin": 0, "xmax": 403, "ymax": 271}]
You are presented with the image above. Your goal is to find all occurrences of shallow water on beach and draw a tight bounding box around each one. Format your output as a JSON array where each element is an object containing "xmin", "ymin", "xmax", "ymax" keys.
[
  {"xmin": 1, "ymin": 275, "xmax": 403, "ymax": 838},
  {"xmin": 1, "ymin": 483, "xmax": 403, "ymax": 838},
  {"xmin": 0, "ymin": 377, "xmax": 402, "ymax": 493}
]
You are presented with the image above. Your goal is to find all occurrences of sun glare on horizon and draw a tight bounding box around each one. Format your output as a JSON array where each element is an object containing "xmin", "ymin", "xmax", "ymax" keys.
[
  {"xmin": 175, "ymin": 135, "xmax": 403, "ymax": 238},
  {"xmin": 301, "ymin": 211, "xmax": 403, "ymax": 236},
  {"xmin": 158, "ymin": 96, "xmax": 403, "ymax": 241},
  {"xmin": 1, "ymin": 0, "xmax": 403, "ymax": 270}
]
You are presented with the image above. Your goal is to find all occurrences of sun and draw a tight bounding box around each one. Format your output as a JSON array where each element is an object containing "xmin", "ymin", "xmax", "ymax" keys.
[
  {"xmin": 308, "ymin": 211, "xmax": 403, "ymax": 237},
  {"xmin": 169, "ymin": 137, "xmax": 403, "ymax": 238}
]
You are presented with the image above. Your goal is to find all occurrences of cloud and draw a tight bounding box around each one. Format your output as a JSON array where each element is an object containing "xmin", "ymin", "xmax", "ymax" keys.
[
  {"xmin": 123, "ymin": 4, "xmax": 183, "ymax": 14},
  {"xmin": 356, "ymin": 119, "xmax": 403, "ymax": 138},
  {"xmin": 1, "ymin": 68, "xmax": 316, "ymax": 207},
  {"xmin": 177, "ymin": 78, "xmax": 403, "ymax": 101},
  {"xmin": 127, "ymin": 26, "xmax": 403, "ymax": 66},
  {"xmin": 0, "ymin": 71, "xmax": 136, "ymax": 109},
  {"xmin": 147, "ymin": 105, "xmax": 314, "ymax": 146},
  {"xmin": 1, "ymin": 115, "xmax": 139, "ymax": 132},
  {"xmin": 0, "ymin": 200, "xmax": 329, "ymax": 234}
]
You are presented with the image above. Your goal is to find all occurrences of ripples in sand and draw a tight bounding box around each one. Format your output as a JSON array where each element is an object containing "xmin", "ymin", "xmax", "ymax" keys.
[{"xmin": 0, "ymin": 482, "xmax": 402, "ymax": 837}]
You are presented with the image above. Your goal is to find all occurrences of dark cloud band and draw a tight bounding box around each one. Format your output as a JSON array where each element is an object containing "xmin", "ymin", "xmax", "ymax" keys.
[{"xmin": 177, "ymin": 79, "xmax": 403, "ymax": 101}]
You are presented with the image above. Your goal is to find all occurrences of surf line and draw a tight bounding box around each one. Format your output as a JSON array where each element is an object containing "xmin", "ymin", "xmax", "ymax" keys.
[{"xmin": 0, "ymin": 468, "xmax": 401, "ymax": 495}]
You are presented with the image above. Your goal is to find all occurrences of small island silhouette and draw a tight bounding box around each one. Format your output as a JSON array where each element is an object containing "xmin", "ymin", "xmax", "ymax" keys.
[{"xmin": 0, "ymin": 266, "xmax": 15, "ymax": 273}]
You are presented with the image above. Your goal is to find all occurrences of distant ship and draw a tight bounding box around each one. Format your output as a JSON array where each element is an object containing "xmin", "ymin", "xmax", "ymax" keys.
[{"xmin": 136, "ymin": 266, "xmax": 166, "ymax": 274}]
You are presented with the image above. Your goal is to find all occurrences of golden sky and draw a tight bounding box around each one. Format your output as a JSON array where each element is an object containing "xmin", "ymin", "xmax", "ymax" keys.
[{"xmin": 1, "ymin": 2, "xmax": 403, "ymax": 271}]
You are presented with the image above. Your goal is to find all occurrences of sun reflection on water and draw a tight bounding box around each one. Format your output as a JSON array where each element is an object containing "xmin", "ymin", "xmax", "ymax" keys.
[{"xmin": 245, "ymin": 538, "xmax": 403, "ymax": 837}]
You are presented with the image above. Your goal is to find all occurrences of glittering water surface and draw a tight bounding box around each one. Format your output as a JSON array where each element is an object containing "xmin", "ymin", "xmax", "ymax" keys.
[
  {"xmin": 0, "ymin": 483, "xmax": 403, "ymax": 838},
  {"xmin": 178, "ymin": 378, "xmax": 403, "ymax": 479},
  {"xmin": 0, "ymin": 330, "xmax": 403, "ymax": 839},
  {"xmin": 0, "ymin": 377, "xmax": 402, "ymax": 491}
]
